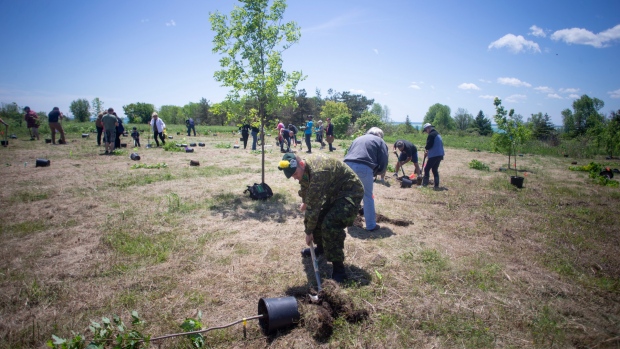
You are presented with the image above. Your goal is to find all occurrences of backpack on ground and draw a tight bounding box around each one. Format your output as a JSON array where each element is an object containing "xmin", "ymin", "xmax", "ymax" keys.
[{"xmin": 244, "ymin": 182, "xmax": 273, "ymax": 200}]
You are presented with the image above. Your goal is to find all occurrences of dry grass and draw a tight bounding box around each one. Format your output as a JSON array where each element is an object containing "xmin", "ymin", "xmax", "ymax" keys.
[{"xmin": 1, "ymin": 133, "xmax": 619, "ymax": 348}]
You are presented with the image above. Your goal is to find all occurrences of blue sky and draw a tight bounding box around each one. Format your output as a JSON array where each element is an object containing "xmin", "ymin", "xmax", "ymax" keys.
[{"xmin": 1, "ymin": 0, "xmax": 619, "ymax": 125}]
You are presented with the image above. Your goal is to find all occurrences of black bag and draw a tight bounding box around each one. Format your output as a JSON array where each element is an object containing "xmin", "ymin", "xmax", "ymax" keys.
[{"xmin": 244, "ymin": 182, "xmax": 273, "ymax": 200}]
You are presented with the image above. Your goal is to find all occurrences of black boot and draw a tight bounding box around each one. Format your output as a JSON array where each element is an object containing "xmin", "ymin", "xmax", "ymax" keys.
[
  {"xmin": 301, "ymin": 245, "xmax": 323, "ymax": 258},
  {"xmin": 331, "ymin": 261, "xmax": 346, "ymax": 283}
]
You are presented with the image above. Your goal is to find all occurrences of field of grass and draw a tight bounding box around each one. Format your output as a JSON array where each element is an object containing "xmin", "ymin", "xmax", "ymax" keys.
[{"xmin": 0, "ymin": 124, "xmax": 619, "ymax": 348}]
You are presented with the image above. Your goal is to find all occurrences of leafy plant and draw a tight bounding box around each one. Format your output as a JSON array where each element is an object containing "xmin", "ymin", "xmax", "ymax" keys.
[
  {"xmin": 163, "ymin": 142, "xmax": 183, "ymax": 152},
  {"xmin": 215, "ymin": 142, "xmax": 231, "ymax": 149},
  {"xmin": 468, "ymin": 159, "xmax": 490, "ymax": 171},
  {"xmin": 569, "ymin": 162, "xmax": 619, "ymax": 186},
  {"xmin": 492, "ymin": 98, "xmax": 531, "ymax": 175},
  {"xmin": 47, "ymin": 311, "xmax": 149, "ymax": 349},
  {"xmin": 180, "ymin": 312, "xmax": 205, "ymax": 348}
]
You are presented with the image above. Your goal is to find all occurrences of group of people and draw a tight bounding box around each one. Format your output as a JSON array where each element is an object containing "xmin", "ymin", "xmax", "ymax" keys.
[
  {"xmin": 21, "ymin": 106, "xmax": 67, "ymax": 144},
  {"xmin": 278, "ymin": 123, "xmax": 444, "ymax": 284},
  {"xmin": 275, "ymin": 116, "xmax": 335, "ymax": 153}
]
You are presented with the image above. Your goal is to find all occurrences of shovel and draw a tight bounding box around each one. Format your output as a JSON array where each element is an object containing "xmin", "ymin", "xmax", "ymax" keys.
[
  {"xmin": 309, "ymin": 242, "xmax": 321, "ymax": 302},
  {"xmin": 393, "ymin": 151, "xmax": 407, "ymax": 181},
  {"xmin": 417, "ymin": 153, "xmax": 427, "ymax": 185}
]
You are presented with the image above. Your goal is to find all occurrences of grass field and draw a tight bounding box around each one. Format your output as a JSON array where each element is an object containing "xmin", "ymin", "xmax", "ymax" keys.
[{"xmin": 0, "ymin": 124, "xmax": 619, "ymax": 348}]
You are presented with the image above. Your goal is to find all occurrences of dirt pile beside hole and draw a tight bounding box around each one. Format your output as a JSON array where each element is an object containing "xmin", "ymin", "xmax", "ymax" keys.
[
  {"xmin": 376, "ymin": 213, "xmax": 411, "ymax": 226},
  {"xmin": 299, "ymin": 280, "xmax": 369, "ymax": 340}
]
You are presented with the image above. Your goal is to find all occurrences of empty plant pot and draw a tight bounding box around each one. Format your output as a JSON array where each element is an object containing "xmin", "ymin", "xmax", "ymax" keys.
[
  {"xmin": 400, "ymin": 177, "xmax": 413, "ymax": 188},
  {"xmin": 9, "ymin": 134, "xmax": 17, "ymax": 139},
  {"xmin": 168, "ymin": 136, "xmax": 173, "ymax": 139},
  {"xmin": 177, "ymin": 132, "xmax": 180, "ymax": 135},
  {"xmin": 45, "ymin": 139, "xmax": 52, "ymax": 144},
  {"xmin": 198, "ymin": 143, "xmax": 205, "ymax": 147},
  {"xmin": 120, "ymin": 143, "xmax": 127, "ymax": 148},
  {"xmin": 130, "ymin": 153, "xmax": 140, "ymax": 161},
  {"xmin": 1, "ymin": 140, "xmax": 8, "ymax": 147},
  {"xmin": 36, "ymin": 159, "xmax": 51, "ymax": 167},
  {"xmin": 181, "ymin": 144, "xmax": 187, "ymax": 147},
  {"xmin": 510, "ymin": 176, "xmax": 524, "ymax": 188},
  {"xmin": 189, "ymin": 143, "xmax": 196, "ymax": 147},
  {"xmin": 600, "ymin": 170, "xmax": 614, "ymax": 179},
  {"xmin": 185, "ymin": 147, "xmax": 194, "ymax": 153},
  {"xmin": 190, "ymin": 160, "xmax": 200, "ymax": 166},
  {"xmin": 81, "ymin": 133, "xmax": 89, "ymax": 138},
  {"xmin": 257, "ymin": 296, "xmax": 300, "ymax": 334}
]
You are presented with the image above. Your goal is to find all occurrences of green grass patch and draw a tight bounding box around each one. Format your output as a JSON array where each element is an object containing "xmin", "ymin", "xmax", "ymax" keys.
[
  {"xmin": 112, "ymin": 172, "xmax": 174, "ymax": 189},
  {"xmin": 130, "ymin": 162, "xmax": 168, "ymax": 169},
  {"xmin": 419, "ymin": 248, "xmax": 449, "ymax": 285},
  {"xmin": 469, "ymin": 159, "xmax": 490, "ymax": 171},
  {"xmin": 102, "ymin": 230, "xmax": 176, "ymax": 264},
  {"xmin": 9, "ymin": 190, "xmax": 50, "ymax": 203},
  {"xmin": 530, "ymin": 306, "xmax": 565, "ymax": 347},
  {"xmin": 214, "ymin": 142, "xmax": 231, "ymax": 149},
  {"xmin": 0, "ymin": 220, "xmax": 47, "ymax": 238},
  {"xmin": 420, "ymin": 313, "xmax": 495, "ymax": 348}
]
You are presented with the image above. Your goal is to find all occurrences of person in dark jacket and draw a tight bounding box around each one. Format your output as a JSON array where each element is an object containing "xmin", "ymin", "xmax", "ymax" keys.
[
  {"xmin": 343, "ymin": 127, "xmax": 389, "ymax": 231},
  {"xmin": 186, "ymin": 118, "xmax": 196, "ymax": 136},
  {"xmin": 325, "ymin": 118, "xmax": 336, "ymax": 152},
  {"xmin": 239, "ymin": 122, "xmax": 250, "ymax": 149},
  {"xmin": 392, "ymin": 139, "xmax": 421, "ymax": 178},
  {"xmin": 47, "ymin": 107, "xmax": 66, "ymax": 144},
  {"xmin": 422, "ymin": 123, "xmax": 445, "ymax": 189},
  {"xmin": 114, "ymin": 112, "xmax": 124, "ymax": 149}
]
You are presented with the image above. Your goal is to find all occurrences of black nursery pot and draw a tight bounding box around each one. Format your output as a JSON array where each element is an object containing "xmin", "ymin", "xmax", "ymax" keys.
[
  {"xmin": 257, "ymin": 296, "xmax": 300, "ymax": 334},
  {"xmin": 510, "ymin": 176, "xmax": 524, "ymax": 188},
  {"xmin": 36, "ymin": 159, "xmax": 51, "ymax": 167},
  {"xmin": 45, "ymin": 139, "xmax": 52, "ymax": 144},
  {"xmin": 1, "ymin": 140, "xmax": 8, "ymax": 147}
]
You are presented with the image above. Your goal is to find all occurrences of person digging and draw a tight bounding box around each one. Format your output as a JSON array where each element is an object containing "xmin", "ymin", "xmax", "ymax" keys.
[
  {"xmin": 278, "ymin": 153, "xmax": 363, "ymax": 283},
  {"xmin": 391, "ymin": 140, "xmax": 421, "ymax": 179}
]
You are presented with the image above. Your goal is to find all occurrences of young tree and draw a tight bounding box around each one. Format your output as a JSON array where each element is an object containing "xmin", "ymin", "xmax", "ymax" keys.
[
  {"xmin": 403, "ymin": 115, "xmax": 415, "ymax": 134},
  {"xmin": 91, "ymin": 97, "xmax": 105, "ymax": 118},
  {"xmin": 69, "ymin": 99, "xmax": 90, "ymax": 122},
  {"xmin": 0, "ymin": 102, "xmax": 22, "ymax": 126},
  {"xmin": 492, "ymin": 98, "xmax": 531, "ymax": 171},
  {"xmin": 355, "ymin": 110, "xmax": 384, "ymax": 134},
  {"xmin": 453, "ymin": 108, "xmax": 473, "ymax": 131},
  {"xmin": 527, "ymin": 112, "xmax": 556, "ymax": 140},
  {"xmin": 473, "ymin": 110, "xmax": 493, "ymax": 136},
  {"xmin": 567, "ymin": 95, "xmax": 605, "ymax": 137},
  {"xmin": 196, "ymin": 98, "xmax": 210, "ymax": 125},
  {"xmin": 210, "ymin": 0, "xmax": 303, "ymax": 183}
]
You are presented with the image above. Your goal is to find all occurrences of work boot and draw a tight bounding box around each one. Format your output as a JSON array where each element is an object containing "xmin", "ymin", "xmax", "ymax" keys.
[
  {"xmin": 331, "ymin": 261, "xmax": 347, "ymax": 283},
  {"xmin": 301, "ymin": 245, "xmax": 324, "ymax": 258}
]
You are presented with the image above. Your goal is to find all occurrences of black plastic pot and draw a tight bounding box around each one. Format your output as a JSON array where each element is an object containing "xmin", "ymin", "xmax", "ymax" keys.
[
  {"xmin": 36, "ymin": 159, "xmax": 51, "ymax": 167},
  {"xmin": 198, "ymin": 143, "xmax": 205, "ymax": 147},
  {"xmin": 185, "ymin": 147, "xmax": 194, "ymax": 153},
  {"xmin": 600, "ymin": 170, "xmax": 614, "ymax": 179},
  {"xmin": 189, "ymin": 143, "xmax": 196, "ymax": 147},
  {"xmin": 400, "ymin": 177, "xmax": 413, "ymax": 188},
  {"xmin": 510, "ymin": 176, "xmax": 524, "ymax": 188},
  {"xmin": 81, "ymin": 133, "xmax": 89, "ymax": 138},
  {"xmin": 257, "ymin": 296, "xmax": 300, "ymax": 334},
  {"xmin": 120, "ymin": 143, "xmax": 127, "ymax": 148},
  {"xmin": 189, "ymin": 160, "xmax": 200, "ymax": 166},
  {"xmin": 45, "ymin": 139, "xmax": 52, "ymax": 144},
  {"xmin": 1, "ymin": 140, "xmax": 8, "ymax": 147},
  {"xmin": 130, "ymin": 153, "xmax": 140, "ymax": 161}
]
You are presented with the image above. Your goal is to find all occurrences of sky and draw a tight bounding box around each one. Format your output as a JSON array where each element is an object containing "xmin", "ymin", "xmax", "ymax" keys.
[{"xmin": 1, "ymin": 0, "xmax": 619, "ymax": 126}]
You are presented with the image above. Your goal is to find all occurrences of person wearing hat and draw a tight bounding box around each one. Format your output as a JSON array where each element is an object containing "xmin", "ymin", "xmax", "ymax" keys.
[
  {"xmin": 23, "ymin": 107, "xmax": 40, "ymax": 140},
  {"xmin": 344, "ymin": 127, "xmax": 389, "ymax": 231},
  {"xmin": 278, "ymin": 153, "xmax": 364, "ymax": 283},
  {"xmin": 47, "ymin": 107, "xmax": 67, "ymax": 144},
  {"xmin": 422, "ymin": 123, "xmax": 445, "ymax": 189},
  {"xmin": 304, "ymin": 115, "xmax": 314, "ymax": 153},
  {"xmin": 391, "ymin": 139, "xmax": 421, "ymax": 178},
  {"xmin": 149, "ymin": 112, "xmax": 166, "ymax": 147}
]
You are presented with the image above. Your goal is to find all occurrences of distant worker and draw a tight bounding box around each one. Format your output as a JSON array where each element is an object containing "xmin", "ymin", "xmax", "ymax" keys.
[
  {"xmin": 48, "ymin": 107, "xmax": 66, "ymax": 145},
  {"xmin": 186, "ymin": 118, "xmax": 196, "ymax": 136},
  {"xmin": 343, "ymin": 127, "xmax": 389, "ymax": 231},
  {"xmin": 131, "ymin": 127, "xmax": 141, "ymax": 147},
  {"xmin": 392, "ymin": 139, "xmax": 421, "ymax": 178},
  {"xmin": 239, "ymin": 121, "xmax": 250, "ymax": 149},
  {"xmin": 278, "ymin": 153, "xmax": 363, "ymax": 283},
  {"xmin": 149, "ymin": 112, "xmax": 166, "ymax": 147},
  {"xmin": 325, "ymin": 118, "xmax": 335, "ymax": 152},
  {"xmin": 101, "ymin": 108, "xmax": 118, "ymax": 155},
  {"xmin": 23, "ymin": 106, "xmax": 40, "ymax": 141},
  {"xmin": 422, "ymin": 123, "xmax": 445, "ymax": 189},
  {"xmin": 315, "ymin": 120, "xmax": 326, "ymax": 149},
  {"xmin": 304, "ymin": 115, "xmax": 314, "ymax": 153},
  {"xmin": 95, "ymin": 112, "xmax": 104, "ymax": 146}
]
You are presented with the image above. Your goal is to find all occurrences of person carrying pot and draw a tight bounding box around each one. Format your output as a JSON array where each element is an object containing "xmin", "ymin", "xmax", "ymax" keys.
[
  {"xmin": 422, "ymin": 123, "xmax": 445, "ymax": 190},
  {"xmin": 391, "ymin": 140, "xmax": 421, "ymax": 178},
  {"xmin": 344, "ymin": 127, "xmax": 388, "ymax": 232},
  {"xmin": 278, "ymin": 153, "xmax": 363, "ymax": 283}
]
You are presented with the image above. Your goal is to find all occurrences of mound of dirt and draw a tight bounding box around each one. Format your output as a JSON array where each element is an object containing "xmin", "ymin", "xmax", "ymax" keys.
[
  {"xmin": 300, "ymin": 280, "xmax": 369, "ymax": 340},
  {"xmin": 376, "ymin": 213, "xmax": 411, "ymax": 226}
]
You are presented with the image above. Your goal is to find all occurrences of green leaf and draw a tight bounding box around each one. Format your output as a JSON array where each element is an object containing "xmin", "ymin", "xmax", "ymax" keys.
[{"xmin": 52, "ymin": 335, "xmax": 66, "ymax": 345}]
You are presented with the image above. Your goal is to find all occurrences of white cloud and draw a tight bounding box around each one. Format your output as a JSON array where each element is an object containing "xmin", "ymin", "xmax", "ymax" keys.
[
  {"xmin": 478, "ymin": 79, "xmax": 492, "ymax": 84},
  {"xmin": 534, "ymin": 86, "xmax": 554, "ymax": 93},
  {"xmin": 488, "ymin": 34, "xmax": 541, "ymax": 53},
  {"xmin": 166, "ymin": 20, "xmax": 176, "ymax": 27},
  {"xmin": 559, "ymin": 87, "xmax": 579, "ymax": 94},
  {"xmin": 458, "ymin": 83, "xmax": 480, "ymax": 90},
  {"xmin": 569, "ymin": 94, "xmax": 580, "ymax": 99},
  {"xmin": 373, "ymin": 48, "xmax": 378, "ymax": 54},
  {"xmin": 551, "ymin": 24, "xmax": 620, "ymax": 48},
  {"xmin": 479, "ymin": 95, "xmax": 497, "ymax": 100},
  {"xmin": 349, "ymin": 89, "xmax": 365, "ymax": 94},
  {"xmin": 409, "ymin": 82, "xmax": 421, "ymax": 90},
  {"xmin": 609, "ymin": 89, "xmax": 620, "ymax": 99},
  {"xmin": 505, "ymin": 94, "xmax": 527, "ymax": 103},
  {"xmin": 497, "ymin": 77, "xmax": 532, "ymax": 88},
  {"xmin": 547, "ymin": 93, "xmax": 563, "ymax": 99},
  {"xmin": 529, "ymin": 25, "xmax": 546, "ymax": 38}
]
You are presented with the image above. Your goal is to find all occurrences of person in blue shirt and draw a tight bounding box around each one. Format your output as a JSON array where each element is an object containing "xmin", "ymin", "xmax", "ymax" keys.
[
  {"xmin": 304, "ymin": 115, "xmax": 314, "ymax": 153},
  {"xmin": 422, "ymin": 123, "xmax": 445, "ymax": 189}
]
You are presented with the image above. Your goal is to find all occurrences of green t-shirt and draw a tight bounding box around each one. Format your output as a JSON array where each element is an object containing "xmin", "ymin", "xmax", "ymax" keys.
[{"xmin": 101, "ymin": 114, "xmax": 117, "ymax": 130}]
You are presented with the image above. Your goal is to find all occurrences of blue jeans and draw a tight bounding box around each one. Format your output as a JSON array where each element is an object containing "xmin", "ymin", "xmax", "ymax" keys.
[
  {"xmin": 345, "ymin": 162, "xmax": 376, "ymax": 230},
  {"xmin": 251, "ymin": 131, "xmax": 258, "ymax": 150}
]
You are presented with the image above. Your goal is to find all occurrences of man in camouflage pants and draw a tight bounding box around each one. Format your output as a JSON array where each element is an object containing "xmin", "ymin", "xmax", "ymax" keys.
[{"xmin": 278, "ymin": 153, "xmax": 363, "ymax": 283}]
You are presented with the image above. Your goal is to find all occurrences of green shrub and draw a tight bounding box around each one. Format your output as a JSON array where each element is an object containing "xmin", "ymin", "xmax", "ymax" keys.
[{"xmin": 469, "ymin": 159, "xmax": 490, "ymax": 171}]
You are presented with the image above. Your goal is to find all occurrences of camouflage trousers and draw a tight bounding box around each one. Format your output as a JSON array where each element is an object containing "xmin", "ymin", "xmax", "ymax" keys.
[{"xmin": 309, "ymin": 196, "xmax": 361, "ymax": 263}]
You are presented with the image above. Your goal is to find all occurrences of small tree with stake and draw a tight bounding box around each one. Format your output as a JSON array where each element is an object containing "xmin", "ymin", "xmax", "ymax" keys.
[{"xmin": 492, "ymin": 98, "xmax": 531, "ymax": 181}]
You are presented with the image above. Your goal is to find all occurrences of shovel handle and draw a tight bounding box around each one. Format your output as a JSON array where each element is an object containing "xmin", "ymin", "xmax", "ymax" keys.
[{"xmin": 309, "ymin": 243, "xmax": 322, "ymax": 292}]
